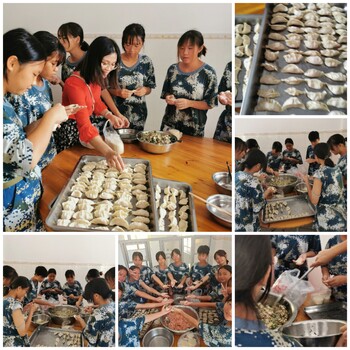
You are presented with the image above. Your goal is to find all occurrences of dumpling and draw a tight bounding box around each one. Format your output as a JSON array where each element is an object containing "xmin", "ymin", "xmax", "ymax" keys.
[
  {"xmin": 285, "ymin": 40, "xmax": 301, "ymax": 49},
  {"xmin": 85, "ymin": 189, "xmax": 99, "ymax": 199},
  {"xmin": 111, "ymin": 210, "xmax": 129, "ymax": 219},
  {"xmin": 305, "ymin": 79, "xmax": 325, "ymax": 89},
  {"xmin": 179, "ymin": 220, "xmax": 188, "ymax": 232},
  {"xmin": 66, "ymin": 197, "xmax": 79, "ymax": 204},
  {"xmin": 133, "ymin": 178, "xmax": 147, "ymax": 185},
  {"xmin": 82, "ymin": 163, "xmax": 96, "ymax": 172},
  {"xmin": 167, "ymin": 202, "xmax": 177, "ymax": 211},
  {"xmin": 62, "ymin": 201, "xmax": 77, "ymax": 211},
  {"xmin": 304, "ymin": 40, "xmax": 321, "ymax": 49},
  {"xmin": 281, "ymin": 77, "xmax": 304, "ymax": 85},
  {"xmin": 304, "ymin": 33, "xmax": 320, "ymax": 41},
  {"xmin": 255, "ymin": 99, "xmax": 282, "ymax": 112},
  {"xmin": 73, "ymin": 210, "xmax": 93, "ymax": 221},
  {"xmin": 179, "ymin": 212, "xmax": 189, "ymax": 220},
  {"xmin": 136, "ymin": 200, "xmax": 150, "ymax": 209},
  {"xmin": 91, "ymin": 217, "xmax": 109, "ymax": 226},
  {"xmin": 305, "ymin": 90, "xmax": 327, "ymax": 101},
  {"xmin": 271, "ymin": 16, "xmax": 288, "ymax": 24},
  {"xmin": 257, "ymin": 88, "xmax": 280, "ymax": 98},
  {"xmin": 71, "ymin": 184, "xmax": 87, "ymax": 192},
  {"xmin": 61, "ymin": 210, "xmax": 74, "ymax": 220},
  {"xmin": 69, "ymin": 219, "xmax": 91, "ymax": 228},
  {"xmin": 326, "ymin": 97, "xmax": 347, "ymax": 109},
  {"xmin": 268, "ymin": 33, "xmax": 286, "ymax": 41},
  {"xmin": 132, "ymin": 216, "xmax": 150, "ymax": 224},
  {"xmin": 303, "ymin": 50, "xmax": 321, "ymax": 57},
  {"xmin": 324, "ymin": 72, "xmax": 346, "ymax": 82},
  {"xmin": 281, "ymin": 64, "xmax": 304, "ymax": 74},
  {"xmin": 111, "ymin": 226, "xmax": 125, "ymax": 232},
  {"xmin": 136, "ymin": 192, "xmax": 148, "ymax": 201},
  {"xmin": 304, "ymin": 20, "xmax": 320, "ymax": 28},
  {"xmin": 287, "ymin": 26, "xmax": 304, "ymax": 34},
  {"xmin": 99, "ymin": 191, "xmax": 115, "ymax": 200},
  {"xmin": 179, "ymin": 205, "xmax": 189, "ymax": 214},
  {"xmin": 304, "ymin": 69, "xmax": 324, "ymax": 78},
  {"xmin": 287, "ymin": 19, "xmax": 304, "ymax": 27},
  {"xmin": 261, "ymin": 62, "xmax": 278, "ymax": 71},
  {"xmin": 283, "ymin": 53, "xmax": 303, "ymax": 63},
  {"xmin": 179, "ymin": 198, "xmax": 189, "ymax": 205},
  {"xmin": 109, "ymin": 217, "xmax": 129, "ymax": 229},
  {"xmin": 265, "ymin": 42, "xmax": 286, "ymax": 51},
  {"xmin": 273, "ymin": 4, "xmax": 288, "ymax": 12},
  {"xmin": 320, "ymin": 50, "xmax": 340, "ymax": 57},
  {"xmin": 235, "ymin": 34, "xmax": 243, "ymax": 47},
  {"xmin": 260, "ymin": 74, "xmax": 281, "ymax": 85},
  {"xmin": 265, "ymin": 50, "xmax": 280, "ymax": 61},
  {"xmin": 324, "ymin": 58, "xmax": 342, "ymax": 68},
  {"xmin": 269, "ymin": 24, "xmax": 287, "ymax": 31},
  {"xmin": 282, "ymin": 97, "xmax": 306, "ymax": 111},
  {"xmin": 306, "ymin": 101, "xmax": 330, "ymax": 111},
  {"xmin": 77, "ymin": 203, "xmax": 94, "ymax": 212},
  {"xmin": 326, "ymin": 84, "xmax": 347, "ymax": 95},
  {"xmin": 57, "ymin": 219, "xmax": 70, "ymax": 227},
  {"xmin": 129, "ymin": 222, "xmax": 150, "ymax": 232},
  {"xmin": 305, "ymin": 56, "xmax": 323, "ymax": 65},
  {"xmin": 71, "ymin": 190, "xmax": 83, "ymax": 198},
  {"xmin": 285, "ymin": 87, "xmax": 305, "ymax": 96},
  {"xmin": 322, "ymin": 41, "xmax": 341, "ymax": 49}
]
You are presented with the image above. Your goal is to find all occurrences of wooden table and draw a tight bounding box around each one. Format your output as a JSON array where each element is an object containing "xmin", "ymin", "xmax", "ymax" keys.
[
  {"xmin": 235, "ymin": 3, "xmax": 265, "ymax": 15},
  {"xmin": 295, "ymin": 293, "xmax": 312, "ymax": 322},
  {"xmin": 40, "ymin": 135, "xmax": 232, "ymax": 232}
]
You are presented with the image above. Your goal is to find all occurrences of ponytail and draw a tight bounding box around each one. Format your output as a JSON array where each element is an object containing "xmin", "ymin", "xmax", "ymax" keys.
[{"xmin": 81, "ymin": 40, "xmax": 89, "ymax": 51}]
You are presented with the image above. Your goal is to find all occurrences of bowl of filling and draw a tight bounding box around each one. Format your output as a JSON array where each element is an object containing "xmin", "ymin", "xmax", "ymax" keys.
[
  {"xmin": 137, "ymin": 130, "xmax": 178, "ymax": 154},
  {"xmin": 48, "ymin": 305, "xmax": 79, "ymax": 325},
  {"xmin": 161, "ymin": 306, "xmax": 199, "ymax": 334},
  {"xmin": 264, "ymin": 174, "xmax": 299, "ymax": 194}
]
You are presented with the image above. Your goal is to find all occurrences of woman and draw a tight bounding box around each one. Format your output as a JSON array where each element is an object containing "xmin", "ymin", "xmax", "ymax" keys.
[
  {"xmin": 108, "ymin": 23, "xmax": 156, "ymax": 131},
  {"xmin": 235, "ymin": 149, "xmax": 275, "ymax": 231},
  {"xmin": 56, "ymin": 36, "xmax": 126, "ymax": 170},
  {"xmin": 167, "ymin": 248, "xmax": 189, "ymax": 293},
  {"xmin": 282, "ymin": 138, "xmax": 303, "ymax": 171},
  {"xmin": 152, "ymin": 251, "xmax": 170, "ymax": 291},
  {"xmin": 214, "ymin": 61, "xmax": 232, "ymax": 143},
  {"xmin": 3, "ymin": 276, "xmax": 38, "ymax": 347},
  {"xmin": 131, "ymin": 251, "xmax": 154, "ymax": 286},
  {"xmin": 160, "ymin": 29, "xmax": 217, "ymax": 136},
  {"xmin": 303, "ymin": 143, "xmax": 346, "ymax": 231},
  {"xmin": 3, "ymin": 266, "xmax": 18, "ymax": 297},
  {"xmin": 235, "ymin": 235, "xmax": 300, "ymax": 347},
  {"xmin": 3, "ymin": 28, "xmax": 67, "ymax": 232},
  {"xmin": 235, "ymin": 137, "xmax": 247, "ymax": 172}
]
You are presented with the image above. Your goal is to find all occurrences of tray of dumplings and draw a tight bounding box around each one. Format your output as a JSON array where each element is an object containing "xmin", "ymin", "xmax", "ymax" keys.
[
  {"xmin": 262, "ymin": 195, "xmax": 315, "ymax": 223},
  {"xmin": 45, "ymin": 155, "xmax": 158, "ymax": 232},
  {"xmin": 240, "ymin": 3, "xmax": 347, "ymax": 115},
  {"xmin": 130, "ymin": 308, "xmax": 159, "ymax": 339},
  {"xmin": 153, "ymin": 177, "xmax": 197, "ymax": 232},
  {"xmin": 199, "ymin": 308, "xmax": 220, "ymax": 325},
  {"xmin": 30, "ymin": 327, "xmax": 84, "ymax": 347},
  {"xmin": 235, "ymin": 15, "xmax": 263, "ymax": 106}
]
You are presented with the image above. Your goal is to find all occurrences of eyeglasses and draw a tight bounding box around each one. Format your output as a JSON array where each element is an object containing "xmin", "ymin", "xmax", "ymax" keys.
[{"xmin": 101, "ymin": 61, "xmax": 119, "ymax": 70}]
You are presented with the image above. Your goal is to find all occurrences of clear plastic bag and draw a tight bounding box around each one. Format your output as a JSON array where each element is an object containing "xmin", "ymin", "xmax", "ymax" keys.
[{"xmin": 103, "ymin": 120, "xmax": 124, "ymax": 154}]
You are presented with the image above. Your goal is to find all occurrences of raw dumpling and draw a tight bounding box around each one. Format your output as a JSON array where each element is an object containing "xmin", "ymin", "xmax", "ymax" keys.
[
  {"xmin": 324, "ymin": 72, "xmax": 346, "ymax": 82},
  {"xmin": 304, "ymin": 20, "xmax": 320, "ymax": 28},
  {"xmin": 281, "ymin": 64, "xmax": 304, "ymax": 74},
  {"xmin": 285, "ymin": 87, "xmax": 305, "ymax": 96},
  {"xmin": 129, "ymin": 222, "xmax": 150, "ymax": 232},
  {"xmin": 179, "ymin": 220, "xmax": 188, "ymax": 232},
  {"xmin": 306, "ymin": 101, "xmax": 330, "ymax": 111},
  {"xmin": 62, "ymin": 201, "xmax": 77, "ymax": 211},
  {"xmin": 131, "ymin": 216, "xmax": 150, "ymax": 224},
  {"xmin": 282, "ymin": 97, "xmax": 306, "ymax": 111},
  {"xmin": 73, "ymin": 210, "xmax": 93, "ymax": 221},
  {"xmin": 57, "ymin": 219, "xmax": 70, "ymax": 227},
  {"xmin": 111, "ymin": 226, "xmax": 125, "ymax": 232},
  {"xmin": 305, "ymin": 90, "xmax": 327, "ymax": 101},
  {"xmin": 85, "ymin": 189, "xmax": 99, "ymax": 199},
  {"xmin": 287, "ymin": 18, "xmax": 304, "ymax": 27},
  {"xmin": 304, "ymin": 40, "xmax": 321, "ymax": 49},
  {"xmin": 261, "ymin": 62, "xmax": 278, "ymax": 71},
  {"xmin": 136, "ymin": 200, "xmax": 150, "ymax": 209},
  {"xmin": 326, "ymin": 98, "xmax": 347, "ymax": 109},
  {"xmin": 179, "ymin": 198, "xmax": 189, "ymax": 205},
  {"xmin": 71, "ymin": 190, "xmax": 83, "ymax": 198},
  {"xmin": 61, "ymin": 210, "xmax": 74, "ymax": 220},
  {"xmin": 269, "ymin": 24, "xmax": 287, "ymax": 31},
  {"xmin": 132, "ymin": 209, "xmax": 149, "ymax": 217},
  {"xmin": 283, "ymin": 53, "xmax": 303, "ymax": 63},
  {"xmin": 69, "ymin": 219, "xmax": 91, "ymax": 228},
  {"xmin": 285, "ymin": 39, "xmax": 301, "ymax": 48},
  {"xmin": 265, "ymin": 50, "xmax": 280, "ymax": 61},
  {"xmin": 281, "ymin": 77, "xmax": 304, "ymax": 85},
  {"xmin": 268, "ymin": 33, "xmax": 286, "ymax": 41},
  {"xmin": 77, "ymin": 203, "xmax": 94, "ymax": 212},
  {"xmin": 271, "ymin": 16, "xmax": 288, "ymax": 24},
  {"xmin": 91, "ymin": 217, "xmax": 109, "ymax": 226},
  {"xmin": 326, "ymin": 84, "xmax": 347, "ymax": 95},
  {"xmin": 287, "ymin": 26, "xmax": 304, "ymax": 34},
  {"xmin": 273, "ymin": 4, "xmax": 288, "ymax": 12},
  {"xmin": 99, "ymin": 191, "xmax": 114, "ymax": 200},
  {"xmin": 109, "ymin": 217, "xmax": 129, "ymax": 229},
  {"xmin": 305, "ymin": 79, "xmax": 325, "ymax": 89},
  {"xmin": 305, "ymin": 56, "xmax": 323, "ymax": 65},
  {"xmin": 320, "ymin": 49, "xmax": 340, "ymax": 57},
  {"xmin": 255, "ymin": 99, "xmax": 282, "ymax": 112},
  {"xmin": 304, "ymin": 69, "xmax": 324, "ymax": 78},
  {"xmin": 257, "ymin": 88, "xmax": 280, "ymax": 98},
  {"xmin": 324, "ymin": 58, "xmax": 342, "ymax": 68},
  {"xmin": 179, "ymin": 205, "xmax": 189, "ymax": 214},
  {"xmin": 260, "ymin": 74, "xmax": 281, "ymax": 85},
  {"xmin": 111, "ymin": 210, "xmax": 128, "ymax": 219},
  {"xmin": 322, "ymin": 41, "xmax": 341, "ymax": 49},
  {"xmin": 265, "ymin": 42, "xmax": 286, "ymax": 51},
  {"xmin": 303, "ymin": 50, "xmax": 321, "ymax": 57}
]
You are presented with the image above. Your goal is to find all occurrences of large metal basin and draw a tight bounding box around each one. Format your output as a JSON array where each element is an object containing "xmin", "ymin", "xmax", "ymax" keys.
[
  {"xmin": 264, "ymin": 174, "xmax": 299, "ymax": 194},
  {"xmin": 142, "ymin": 327, "xmax": 174, "ymax": 347},
  {"xmin": 161, "ymin": 305, "xmax": 199, "ymax": 334},
  {"xmin": 48, "ymin": 305, "xmax": 79, "ymax": 325}
]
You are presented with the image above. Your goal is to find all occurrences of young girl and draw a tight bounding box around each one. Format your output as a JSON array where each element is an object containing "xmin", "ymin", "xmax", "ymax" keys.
[
  {"xmin": 167, "ymin": 248, "xmax": 190, "ymax": 293},
  {"xmin": 3, "ymin": 277, "xmax": 39, "ymax": 347},
  {"xmin": 132, "ymin": 251, "xmax": 155, "ymax": 286},
  {"xmin": 56, "ymin": 36, "xmax": 126, "ymax": 170},
  {"xmin": 152, "ymin": 251, "xmax": 170, "ymax": 291},
  {"xmin": 208, "ymin": 250, "xmax": 229, "ymax": 288},
  {"xmin": 39, "ymin": 268, "xmax": 63, "ymax": 302},
  {"xmin": 6, "ymin": 31, "xmax": 66, "ymax": 170},
  {"xmin": 75, "ymin": 278, "xmax": 115, "ymax": 347},
  {"xmin": 282, "ymin": 138, "xmax": 303, "ymax": 171},
  {"xmin": 266, "ymin": 141, "xmax": 283, "ymax": 175},
  {"xmin": 3, "ymin": 28, "xmax": 67, "ymax": 232},
  {"xmin": 62, "ymin": 269, "xmax": 83, "ymax": 306},
  {"xmin": 214, "ymin": 61, "xmax": 232, "ymax": 143},
  {"xmin": 303, "ymin": 143, "xmax": 346, "ymax": 231},
  {"xmin": 235, "ymin": 149, "xmax": 275, "ymax": 231},
  {"xmin": 235, "ymin": 137, "xmax": 247, "ymax": 172},
  {"xmin": 3, "ymin": 266, "xmax": 18, "ymax": 296},
  {"xmin": 108, "ymin": 23, "xmax": 156, "ymax": 131},
  {"xmin": 86, "ymin": 269, "xmax": 102, "ymax": 282},
  {"xmin": 160, "ymin": 29, "xmax": 218, "ymax": 136},
  {"xmin": 306, "ymin": 131, "xmax": 320, "ymax": 176}
]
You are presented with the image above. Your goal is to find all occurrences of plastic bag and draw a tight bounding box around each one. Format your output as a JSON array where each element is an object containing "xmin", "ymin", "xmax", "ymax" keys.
[
  {"xmin": 103, "ymin": 120, "xmax": 124, "ymax": 154},
  {"xmin": 272, "ymin": 269, "xmax": 314, "ymax": 308}
]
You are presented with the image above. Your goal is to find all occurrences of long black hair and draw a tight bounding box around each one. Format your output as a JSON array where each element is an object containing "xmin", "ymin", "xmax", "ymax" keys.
[
  {"xmin": 177, "ymin": 30, "xmax": 207, "ymax": 59},
  {"xmin": 3, "ymin": 266, "xmax": 18, "ymax": 296},
  {"xmin": 235, "ymin": 235, "xmax": 272, "ymax": 315},
  {"xmin": 78, "ymin": 36, "xmax": 120, "ymax": 89},
  {"xmin": 314, "ymin": 143, "xmax": 335, "ymax": 167},
  {"xmin": 57, "ymin": 22, "xmax": 89, "ymax": 51},
  {"xmin": 9, "ymin": 276, "xmax": 32, "ymax": 293},
  {"xmin": 241, "ymin": 149, "xmax": 267, "ymax": 172},
  {"xmin": 34, "ymin": 31, "xmax": 65, "ymax": 66},
  {"xmin": 122, "ymin": 23, "xmax": 146, "ymax": 51},
  {"xmin": 3, "ymin": 28, "xmax": 46, "ymax": 80},
  {"xmin": 235, "ymin": 137, "xmax": 247, "ymax": 153}
]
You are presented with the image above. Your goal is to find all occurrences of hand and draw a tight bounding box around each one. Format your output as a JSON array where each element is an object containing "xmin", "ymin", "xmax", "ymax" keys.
[
  {"xmin": 133, "ymin": 87, "xmax": 147, "ymax": 97},
  {"xmin": 108, "ymin": 114, "xmax": 124, "ymax": 128},
  {"xmin": 118, "ymin": 115, "xmax": 130, "ymax": 128},
  {"xmin": 324, "ymin": 275, "xmax": 347, "ymax": 287},
  {"xmin": 104, "ymin": 150, "xmax": 124, "ymax": 171},
  {"xmin": 165, "ymin": 94, "xmax": 176, "ymax": 105},
  {"xmin": 322, "ymin": 272, "xmax": 331, "ymax": 287},
  {"xmin": 69, "ymin": 294, "xmax": 75, "ymax": 299},
  {"xmin": 170, "ymin": 280, "xmax": 176, "ymax": 288},
  {"xmin": 162, "ymin": 284, "xmax": 169, "ymax": 290},
  {"xmin": 45, "ymin": 103, "xmax": 68, "ymax": 125},
  {"xmin": 180, "ymin": 300, "xmax": 191, "ymax": 306},
  {"xmin": 23, "ymin": 302, "xmax": 33, "ymax": 313},
  {"xmin": 74, "ymin": 314, "xmax": 84, "ymax": 325},
  {"xmin": 185, "ymin": 285, "xmax": 196, "ymax": 292},
  {"xmin": 156, "ymin": 297, "xmax": 163, "ymax": 303},
  {"xmin": 311, "ymin": 249, "xmax": 335, "ymax": 267},
  {"xmin": 48, "ymin": 74, "xmax": 62, "ymax": 85},
  {"xmin": 159, "ymin": 293, "xmax": 169, "ymax": 298},
  {"xmin": 161, "ymin": 299, "xmax": 174, "ymax": 306},
  {"xmin": 258, "ymin": 173, "xmax": 268, "ymax": 181},
  {"xmin": 162, "ymin": 304, "xmax": 172, "ymax": 314},
  {"xmin": 31, "ymin": 303, "xmax": 39, "ymax": 313},
  {"xmin": 174, "ymin": 98, "xmax": 191, "ymax": 110},
  {"xmin": 293, "ymin": 253, "xmax": 307, "ymax": 266},
  {"xmin": 177, "ymin": 283, "xmax": 184, "ymax": 289},
  {"xmin": 65, "ymin": 104, "xmax": 87, "ymax": 116},
  {"xmin": 120, "ymin": 88, "xmax": 134, "ymax": 99},
  {"xmin": 84, "ymin": 306, "xmax": 93, "ymax": 314},
  {"xmin": 75, "ymin": 301, "xmax": 81, "ymax": 307},
  {"xmin": 185, "ymin": 294, "xmax": 195, "ymax": 300},
  {"xmin": 218, "ymin": 91, "xmax": 232, "ymax": 106}
]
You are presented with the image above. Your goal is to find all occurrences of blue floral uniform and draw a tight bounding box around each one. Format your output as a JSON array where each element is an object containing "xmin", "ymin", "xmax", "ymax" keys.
[
  {"xmin": 325, "ymin": 235, "xmax": 347, "ymax": 302},
  {"xmin": 306, "ymin": 145, "xmax": 320, "ymax": 176},
  {"xmin": 209, "ymin": 283, "xmax": 224, "ymax": 302},
  {"xmin": 62, "ymin": 280, "xmax": 83, "ymax": 305},
  {"xmin": 160, "ymin": 63, "xmax": 218, "ymax": 136},
  {"xmin": 337, "ymin": 154, "xmax": 347, "ymax": 208},
  {"xmin": 271, "ymin": 235, "xmax": 321, "ymax": 279},
  {"xmin": 209, "ymin": 265, "xmax": 221, "ymax": 288},
  {"xmin": 3, "ymin": 98, "xmax": 44, "ymax": 232},
  {"xmin": 189, "ymin": 263, "xmax": 212, "ymax": 293},
  {"xmin": 123, "ymin": 278, "xmax": 145, "ymax": 303},
  {"xmin": 266, "ymin": 151, "xmax": 283, "ymax": 171},
  {"xmin": 83, "ymin": 301, "xmax": 115, "ymax": 347},
  {"xmin": 39, "ymin": 279, "xmax": 62, "ymax": 301},
  {"xmin": 23, "ymin": 279, "xmax": 40, "ymax": 306},
  {"xmin": 61, "ymin": 55, "xmax": 85, "ymax": 82},
  {"xmin": 214, "ymin": 62, "xmax": 232, "ymax": 143},
  {"xmin": 152, "ymin": 265, "xmax": 169, "ymax": 291},
  {"xmin": 118, "ymin": 300, "xmax": 137, "ymax": 319},
  {"xmin": 139, "ymin": 265, "xmax": 154, "ymax": 287},
  {"xmin": 235, "ymin": 171, "xmax": 265, "ymax": 232},
  {"xmin": 3, "ymin": 297, "xmax": 30, "ymax": 347},
  {"xmin": 113, "ymin": 54, "xmax": 156, "ymax": 131},
  {"xmin": 199, "ymin": 320, "xmax": 232, "ymax": 347},
  {"xmin": 235, "ymin": 317, "xmax": 300, "ymax": 347},
  {"xmin": 118, "ymin": 316, "xmax": 145, "ymax": 347},
  {"xmin": 313, "ymin": 165, "xmax": 346, "ymax": 231},
  {"xmin": 216, "ymin": 302, "xmax": 225, "ymax": 323},
  {"xmin": 168, "ymin": 262, "xmax": 189, "ymax": 294},
  {"xmin": 282, "ymin": 148, "xmax": 303, "ymax": 171}
]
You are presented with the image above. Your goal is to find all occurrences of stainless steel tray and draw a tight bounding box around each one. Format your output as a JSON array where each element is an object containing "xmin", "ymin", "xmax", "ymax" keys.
[
  {"xmin": 235, "ymin": 14, "xmax": 263, "ymax": 107},
  {"xmin": 46, "ymin": 155, "xmax": 158, "ymax": 232},
  {"xmin": 241, "ymin": 3, "xmax": 347, "ymax": 115},
  {"xmin": 262, "ymin": 195, "xmax": 315, "ymax": 223},
  {"xmin": 304, "ymin": 302, "xmax": 347, "ymax": 321},
  {"xmin": 30, "ymin": 326, "xmax": 84, "ymax": 347},
  {"xmin": 153, "ymin": 177, "xmax": 197, "ymax": 232},
  {"xmin": 198, "ymin": 308, "xmax": 220, "ymax": 325}
]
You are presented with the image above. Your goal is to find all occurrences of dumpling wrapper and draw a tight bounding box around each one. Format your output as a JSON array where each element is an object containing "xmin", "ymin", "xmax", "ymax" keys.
[
  {"xmin": 255, "ymin": 99, "xmax": 282, "ymax": 112},
  {"xmin": 285, "ymin": 88, "xmax": 305, "ymax": 96},
  {"xmin": 257, "ymin": 88, "xmax": 280, "ymax": 98},
  {"xmin": 326, "ymin": 84, "xmax": 347, "ymax": 95},
  {"xmin": 282, "ymin": 97, "xmax": 306, "ymax": 111},
  {"xmin": 305, "ymin": 79, "xmax": 325, "ymax": 89},
  {"xmin": 305, "ymin": 90, "xmax": 327, "ymax": 101},
  {"xmin": 326, "ymin": 98, "xmax": 347, "ymax": 109},
  {"xmin": 109, "ymin": 217, "xmax": 129, "ymax": 229},
  {"xmin": 260, "ymin": 74, "xmax": 281, "ymax": 85},
  {"xmin": 306, "ymin": 101, "xmax": 330, "ymax": 111},
  {"xmin": 281, "ymin": 64, "xmax": 304, "ymax": 74}
]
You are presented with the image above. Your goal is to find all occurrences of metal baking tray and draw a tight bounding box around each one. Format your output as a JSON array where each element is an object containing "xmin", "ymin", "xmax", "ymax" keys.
[
  {"xmin": 130, "ymin": 308, "xmax": 158, "ymax": 339},
  {"xmin": 262, "ymin": 195, "xmax": 315, "ymax": 223},
  {"xmin": 235, "ymin": 15, "xmax": 263, "ymax": 107},
  {"xmin": 46, "ymin": 155, "xmax": 158, "ymax": 232},
  {"xmin": 30, "ymin": 326, "xmax": 84, "ymax": 347},
  {"xmin": 241, "ymin": 3, "xmax": 347, "ymax": 115},
  {"xmin": 198, "ymin": 308, "xmax": 220, "ymax": 325},
  {"xmin": 304, "ymin": 302, "xmax": 347, "ymax": 321},
  {"xmin": 153, "ymin": 177, "xmax": 197, "ymax": 232}
]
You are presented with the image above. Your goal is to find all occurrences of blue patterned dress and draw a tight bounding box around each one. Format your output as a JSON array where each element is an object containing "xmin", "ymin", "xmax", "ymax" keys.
[
  {"xmin": 271, "ymin": 235, "xmax": 321, "ymax": 279},
  {"xmin": 62, "ymin": 280, "xmax": 83, "ymax": 305},
  {"xmin": 83, "ymin": 301, "xmax": 115, "ymax": 347},
  {"xmin": 325, "ymin": 235, "xmax": 347, "ymax": 302},
  {"xmin": 113, "ymin": 54, "xmax": 156, "ymax": 131},
  {"xmin": 235, "ymin": 171, "xmax": 265, "ymax": 232},
  {"xmin": 139, "ymin": 265, "xmax": 154, "ymax": 287},
  {"xmin": 189, "ymin": 263, "xmax": 212, "ymax": 293},
  {"xmin": 209, "ymin": 283, "xmax": 224, "ymax": 302},
  {"xmin": 123, "ymin": 278, "xmax": 146, "ymax": 303},
  {"xmin": 152, "ymin": 265, "xmax": 169, "ymax": 291},
  {"xmin": 282, "ymin": 148, "xmax": 303, "ymax": 171},
  {"xmin": 118, "ymin": 300, "xmax": 137, "ymax": 319},
  {"xmin": 3, "ymin": 297, "xmax": 30, "ymax": 347},
  {"xmin": 306, "ymin": 145, "xmax": 320, "ymax": 176},
  {"xmin": 23, "ymin": 279, "xmax": 40, "ymax": 306},
  {"xmin": 209, "ymin": 265, "xmax": 221, "ymax": 288},
  {"xmin": 61, "ymin": 55, "xmax": 85, "ymax": 82},
  {"xmin": 214, "ymin": 62, "xmax": 232, "ymax": 143},
  {"xmin": 337, "ymin": 154, "xmax": 347, "ymax": 208},
  {"xmin": 118, "ymin": 316, "xmax": 145, "ymax": 347},
  {"xmin": 160, "ymin": 63, "xmax": 218, "ymax": 136},
  {"xmin": 3, "ymin": 98, "xmax": 44, "ymax": 232},
  {"xmin": 168, "ymin": 262, "xmax": 189, "ymax": 294},
  {"xmin": 267, "ymin": 151, "xmax": 283, "ymax": 171},
  {"xmin": 39, "ymin": 279, "xmax": 62, "ymax": 301},
  {"xmin": 199, "ymin": 320, "xmax": 232, "ymax": 347},
  {"xmin": 313, "ymin": 165, "xmax": 346, "ymax": 231}
]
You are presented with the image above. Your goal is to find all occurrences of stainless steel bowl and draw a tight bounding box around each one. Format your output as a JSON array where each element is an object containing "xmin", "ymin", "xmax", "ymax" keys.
[
  {"xmin": 212, "ymin": 172, "xmax": 232, "ymax": 196},
  {"xmin": 282, "ymin": 319, "xmax": 346, "ymax": 347},
  {"xmin": 136, "ymin": 131, "xmax": 178, "ymax": 154},
  {"xmin": 206, "ymin": 194, "xmax": 232, "ymax": 228},
  {"xmin": 117, "ymin": 128, "xmax": 138, "ymax": 143},
  {"xmin": 178, "ymin": 331, "xmax": 200, "ymax": 347},
  {"xmin": 161, "ymin": 305, "xmax": 199, "ymax": 334},
  {"xmin": 48, "ymin": 305, "xmax": 79, "ymax": 325},
  {"xmin": 295, "ymin": 182, "xmax": 308, "ymax": 195},
  {"xmin": 265, "ymin": 174, "xmax": 299, "ymax": 194},
  {"xmin": 142, "ymin": 327, "xmax": 174, "ymax": 347},
  {"xmin": 31, "ymin": 313, "xmax": 51, "ymax": 327}
]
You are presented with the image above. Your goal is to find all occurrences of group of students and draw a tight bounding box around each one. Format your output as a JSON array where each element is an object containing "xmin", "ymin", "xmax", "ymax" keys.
[
  {"xmin": 235, "ymin": 132, "xmax": 347, "ymax": 232},
  {"xmin": 118, "ymin": 246, "xmax": 232, "ymax": 347},
  {"xmin": 235, "ymin": 235, "xmax": 347, "ymax": 347},
  {"xmin": 3, "ymin": 22, "xmax": 232, "ymax": 232},
  {"xmin": 3, "ymin": 265, "xmax": 116, "ymax": 347}
]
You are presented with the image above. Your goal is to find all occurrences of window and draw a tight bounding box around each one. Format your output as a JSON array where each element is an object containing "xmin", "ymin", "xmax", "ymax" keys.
[{"xmin": 125, "ymin": 242, "xmax": 150, "ymax": 267}]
